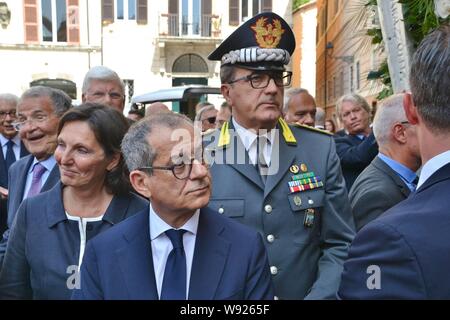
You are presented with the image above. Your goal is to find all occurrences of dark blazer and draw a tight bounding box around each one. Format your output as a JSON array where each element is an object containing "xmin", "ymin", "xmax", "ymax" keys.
[
  {"xmin": 0, "ymin": 182, "xmax": 148, "ymax": 300},
  {"xmin": 72, "ymin": 206, "xmax": 274, "ymax": 300},
  {"xmin": 349, "ymin": 156, "xmax": 411, "ymax": 231},
  {"xmin": 334, "ymin": 132, "xmax": 378, "ymax": 190},
  {"xmin": 205, "ymin": 121, "xmax": 355, "ymax": 299},
  {"xmin": 338, "ymin": 162, "xmax": 450, "ymax": 299},
  {"xmin": 0, "ymin": 141, "xmax": 29, "ymax": 188}
]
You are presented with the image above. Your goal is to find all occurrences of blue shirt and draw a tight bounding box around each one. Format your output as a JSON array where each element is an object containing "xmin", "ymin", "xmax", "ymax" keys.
[
  {"xmin": 378, "ymin": 153, "xmax": 418, "ymax": 191},
  {"xmin": 23, "ymin": 155, "xmax": 57, "ymax": 200}
]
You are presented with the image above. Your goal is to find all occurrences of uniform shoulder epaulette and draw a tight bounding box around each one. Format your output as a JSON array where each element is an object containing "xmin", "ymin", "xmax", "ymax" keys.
[{"xmin": 292, "ymin": 123, "xmax": 334, "ymax": 136}]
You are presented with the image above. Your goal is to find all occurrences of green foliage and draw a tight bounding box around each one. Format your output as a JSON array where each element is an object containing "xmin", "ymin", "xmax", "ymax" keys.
[{"xmin": 293, "ymin": 0, "xmax": 311, "ymax": 10}]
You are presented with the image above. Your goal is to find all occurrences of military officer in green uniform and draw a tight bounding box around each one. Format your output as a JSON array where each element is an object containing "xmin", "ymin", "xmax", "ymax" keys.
[{"xmin": 204, "ymin": 12, "xmax": 355, "ymax": 299}]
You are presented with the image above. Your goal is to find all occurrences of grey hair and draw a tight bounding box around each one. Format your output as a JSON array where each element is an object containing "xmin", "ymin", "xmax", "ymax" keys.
[
  {"xmin": 0, "ymin": 93, "xmax": 19, "ymax": 106},
  {"xmin": 336, "ymin": 93, "xmax": 371, "ymax": 119},
  {"xmin": 195, "ymin": 105, "xmax": 216, "ymax": 122},
  {"xmin": 20, "ymin": 86, "xmax": 72, "ymax": 116},
  {"xmin": 82, "ymin": 66, "xmax": 125, "ymax": 95},
  {"xmin": 373, "ymin": 94, "xmax": 407, "ymax": 147},
  {"xmin": 121, "ymin": 112, "xmax": 193, "ymax": 173},
  {"xmin": 409, "ymin": 23, "xmax": 450, "ymax": 134},
  {"xmin": 283, "ymin": 87, "xmax": 309, "ymax": 114}
]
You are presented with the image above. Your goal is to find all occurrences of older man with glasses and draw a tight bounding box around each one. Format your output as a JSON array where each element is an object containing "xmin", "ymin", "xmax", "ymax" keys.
[
  {"xmin": 0, "ymin": 86, "xmax": 72, "ymax": 267},
  {"xmin": 204, "ymin": 12, "xmax": 354, "ymax": 300}
]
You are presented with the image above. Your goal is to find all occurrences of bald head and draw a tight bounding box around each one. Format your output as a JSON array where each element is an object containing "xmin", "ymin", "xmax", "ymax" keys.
[{"xmin": 145, "ymin": 102, "xmax": 170, "ymax": 117}]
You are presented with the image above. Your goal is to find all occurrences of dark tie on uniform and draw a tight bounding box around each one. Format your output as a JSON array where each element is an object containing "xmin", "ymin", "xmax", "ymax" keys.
[
  {"xmin": 5, "ymin": 140, "xmax": 16, "ymax": 174},
  {"xmin": 160, "ymin": 229, "xmax": 187, "ymax": 300},
  {"xmin": 256, "ymin": 136, "xmax": 269, "ymax": 184}
]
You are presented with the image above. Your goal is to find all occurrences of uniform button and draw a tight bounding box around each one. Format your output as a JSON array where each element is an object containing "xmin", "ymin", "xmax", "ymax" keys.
[
  {"xmin": 308, "ymin": 199, "xmax": 314, "ymax": 205},
  {"xmin": 264, "ymin": 204, "xmax": 273, "ymax": 213},
  {"xmin": 267, "ymin": 234, "xmax": 275, "ymax": 243},
  {"xmin": 218, "ymin": 207, "xmax": 224, "ymax": 214},
  {"xmin": 270, "ymin": 266, "xmax": 278, "ymax": 275},
  {"xmin": 274, "ymin": 296, "xmax": 279, "ymax": 300}
]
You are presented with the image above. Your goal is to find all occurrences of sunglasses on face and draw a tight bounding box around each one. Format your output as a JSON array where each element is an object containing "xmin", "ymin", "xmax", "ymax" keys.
[{"xmin": 202, "ymin": 116, "xmax": 216, "ymax": 124}]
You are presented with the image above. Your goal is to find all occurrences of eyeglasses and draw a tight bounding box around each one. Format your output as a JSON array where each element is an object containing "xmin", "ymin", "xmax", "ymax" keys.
[
  {"xmin": 202, "ymin": 116, "xmax": 216, "ymax": 124},
  {"xmin": 0, "ymin": 110, "xmax": 17, "ymax": 118},
  {"xmin": 138, "ymin": 158, "xmax": 208, "ymax": 180},
  {"xmin": 88, "ymin": 91, "xmax": 124, "ymax": 100},
  {"xmin": 228, "ymin": 71, "xmax": 292, "ymax": 89},
  {"xmin": 12, "ymin": 113, "xmax": 50, "ymax": 131},
  {"xmin": 400, "ymin": 121, "xmax": 409, "ymax": 125}
]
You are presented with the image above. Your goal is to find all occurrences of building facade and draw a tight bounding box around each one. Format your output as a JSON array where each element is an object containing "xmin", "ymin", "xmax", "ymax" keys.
[{"xmin": 0, "ymin": 0, "xmax": 291, "ymax": 112}]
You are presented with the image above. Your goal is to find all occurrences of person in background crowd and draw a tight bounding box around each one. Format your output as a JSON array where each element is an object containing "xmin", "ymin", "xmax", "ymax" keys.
[
  {"xmin": 145, "ymin": 102, "xmax": 171, "ymax": 117},
  {"xmin": 339, "ymin": 23, "xmax": 450, "ymax": 299},
  {"xmin": 73, "ymin": 112, "xmax": 273, "ymax": 300},
  {"xmin": 325, "ymin": 119, "xmax": 336, "ymax": 134},
  {"xmin": 334, "ymin": 93, "xmax": 378, "ymax": 190},
  {"xmin": 315, "ymin": 107, "xmax": 325, "ymax": 130},
  {"xmin": 216, "ymin": 101, "xmax": 231, "ymax": 129},
  {"xmin": 0, "ymin": 87, "xmax": 72, "ymax": 267},
  {"xmin": 0, "ymin": 104, "xmax": 148, "ymax": 299},
  {"xmin": 194, "ymin": 101, "xmax": 214, "ymax": 114},
  {"xmin": 349, "ymin": 94, "xmax": 421, "ymax": 231},
  {"xmin": 82, "ymin": 66, "xmax": 125, "ymax": 113},
  {"xmin": 195, "ymin": 104, "xmax": 217, "ymax": 133},
  {"xmin": 0, "ymin": 94, "xmax": 29, "ymax": 234},
  {"xmin": 127, "ymin": 107, "xmax": 144, "ymax": 122},
  {"xmin": 205, "ymin": 12, "xmax": 354, "ymax": 299},
  {"xmin": 284, "ymin": 88, "xmax": 316, "ymax": 127}
]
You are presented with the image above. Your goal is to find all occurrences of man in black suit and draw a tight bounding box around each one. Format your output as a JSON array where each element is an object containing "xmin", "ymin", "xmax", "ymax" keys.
[
  {"xmin": 334, "ymin": 93, "xmax": 378, "ymax": 190},
  {"xmin": 0, "ymin": 86, "xmax": 72, "ymax": 267},
  {"xmin": 0, "ymin": 94, "xmax": 29, "ymax": 234},
  {"xmin": 349, "ymin": 94, "xmax": 421, "ymax": 231},
  {"xmin": 339, "ymin": 23, "xmax": 450, "ymax": 299}
]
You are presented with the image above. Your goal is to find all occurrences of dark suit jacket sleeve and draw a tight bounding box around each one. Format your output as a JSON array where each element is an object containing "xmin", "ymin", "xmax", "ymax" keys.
[
  {"xmin": 351, "ymin": 189, "xmax": 392, "ymax": 231},
  {"xmin": 338, "ymin": 221, "xmax": 427, "ymax": 299},
  {"xmin": 245, "ymin": 232, "xmax": 274, "ymax": 300},
  {"xmin": 72, "ymin": 240, "xmax": 103, "ymax": 300},
  {"xmin": 335, "ymin": 132, "xmax": 378, "ymax": 169},
  {"xmin": 0, "ymin": 201, "xmax": 32, "ymax": 299},
  {"xmin": 305, "ymin": 137, "xmax": 356, "ymax": 299}
]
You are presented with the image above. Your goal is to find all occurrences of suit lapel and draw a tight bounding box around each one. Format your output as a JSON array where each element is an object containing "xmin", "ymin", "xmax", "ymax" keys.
[
  {"xmin": 20, "ymin": 142, "xmax": 30, "ymax": 157},
  {"xmin": 116, "ymin": 211, "xmax": 158, "ymax": 300},
  {"xmin": 17, "ymin": 156, "xmax": 34, "ymax": 201},
  {"xmin": 41, "ymin": 165, "xmax": 60, "ymax": 192},
  {"xmin": 188, "ymin": 208, "xmax": 230, "ymax": 299},
  {"xmin": 0, "ymin": 143, "xmax": 6, "ymax": 187},
  {"xmin": 416, "ymin": 162, "xmax": 450, "ymax": 193},
  {"xmin": 372, "ymin": 157, "xmax": 410, "ymax": 197},
  {"xmin": 264, "ymin": 129, "xmax": 296, "ymax": 198}
]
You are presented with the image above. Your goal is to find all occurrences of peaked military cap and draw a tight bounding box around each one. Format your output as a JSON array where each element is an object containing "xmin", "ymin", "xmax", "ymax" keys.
[{"xmin": 208, "ymin": 12, "xmax": 295, "ymax": 71}]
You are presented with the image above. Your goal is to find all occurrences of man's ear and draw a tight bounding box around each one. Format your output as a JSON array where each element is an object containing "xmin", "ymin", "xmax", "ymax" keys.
[
  {"xmin": 403, "ymin": 93, "xmax": 419, "ymax": 125},
  {"xmin": 221, "ymin": 84, "xmax": 232, "ymax": 106},
  {"xmin": 129, "ymin": 170, "xmax": 152, "ymax": 198},
  {"xmin": 392, "ymin": 123, "xmax": 407, "ymax": 144},
  {"xmin": 81, "ymin": 93, "xmax": 87, "ymax": 103}
]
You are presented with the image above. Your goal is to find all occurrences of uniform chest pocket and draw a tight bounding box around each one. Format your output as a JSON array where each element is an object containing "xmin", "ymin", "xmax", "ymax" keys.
[
  {"xmin": 208, "ymin": 199, "xmax": 245, "ymax": 218},
  {"xmin": 287, "ymin": 190, "xmax": 324, "ymax": 244}
]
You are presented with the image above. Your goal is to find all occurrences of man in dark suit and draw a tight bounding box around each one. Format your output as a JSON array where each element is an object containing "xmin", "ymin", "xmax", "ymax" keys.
[
  {"xmin": 204, "ymin": 12, "xmax": 355, "ymax": 299},
  {"xmin": 0, "ymin": 94, "xmax": 29, "ymax": 234},
  {"xmin": 338, "ymin": 24, "xmax": 450, "ymax": 299},
  {"xmin": 334, "ymin": 93, "xmax": 378, "ymax": 190},
  {"xmin": 349, "ymin": 94, "xmax": 421, "ymax": 231},
  {"xmin": 73, "ymin": 112, "xmax": 273, "ymax": 300},
  {"xmin": 0, "ymin": 87, "xmax": 71, "ymax": 266}
]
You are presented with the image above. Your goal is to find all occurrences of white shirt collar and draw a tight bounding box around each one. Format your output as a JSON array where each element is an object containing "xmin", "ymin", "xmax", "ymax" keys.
[
  {"xmin": 29, "ymin": 155, "xmax": 57, "ymax": 174},
  {"xmin": 149, "ymin": 203, "xmax": 199, "ymax": 241},
  {"xmin": 232, "ymin": 118, "xmax": 275, "ymax": 151},
  {"xmin": 0, "ymin": 134, "xmax": 20, "ymax": 147},
  {"xmin": 417, "ymin": 150, "xmax": 450, "ymax": 188}
]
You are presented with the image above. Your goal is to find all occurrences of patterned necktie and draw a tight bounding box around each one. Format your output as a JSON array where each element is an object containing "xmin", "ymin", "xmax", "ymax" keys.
[
  {"xmin": 160, "ymin": 229, "xmax": 187, "ymax": 300},
  {"xmin": 26, "ymin": 163, "xmax": 46, "ymax": 198},
  {"xmin": 5, "ymin": 140, "xmax": 16, "ymax": 181},
  {"xmin": 256, "ymin": 136, "xmax": 269, "ymax": 184}
]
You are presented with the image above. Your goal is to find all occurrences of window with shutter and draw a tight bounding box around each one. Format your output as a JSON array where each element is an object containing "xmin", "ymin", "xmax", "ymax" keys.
[
  {"xmin": 67, "ymin": 0, "xmax": 80, "ymax": 44},
  {"xmin": 137, "ymin": 0, "xmax": 147, "ymax": 24},
  {"xmin": 201, "ymin": 0, "xmax": 211, "ymax": 37},
  {"xmin": 24, "ymin": 0, "xmax": 39, "ymax": 43},
  {"xmin": 229, "ymin": 0, "xmax": 239, "ymax": 26},
  {"xmin": 261, "ymin": 0, "xmax": 271, "ymax": 12},
  {"xmin": 102, "ymin": 0, "xmax": 114, "ymax": 25}
]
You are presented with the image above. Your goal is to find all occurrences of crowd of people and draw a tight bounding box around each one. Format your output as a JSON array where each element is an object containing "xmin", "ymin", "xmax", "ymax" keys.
[{"xmin": 0, "ymin": 12, "xmax": 448, "ymax": 300}]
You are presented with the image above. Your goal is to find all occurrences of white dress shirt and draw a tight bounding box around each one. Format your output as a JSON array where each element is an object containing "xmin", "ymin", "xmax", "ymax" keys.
[
  {"xmin": 149, "ymin": 203, "xmax": 199, "ymax": 299},
  {"xmin": 233, "ymin": 118, "xmax": 274, "ymax": 166},
  {"xmin": 0, "ymin": 134, "xmax": 21, "ymax": 162},
  {"xmin": 416, "ymin": 150, "xmax": 450, "ymax": 189}
]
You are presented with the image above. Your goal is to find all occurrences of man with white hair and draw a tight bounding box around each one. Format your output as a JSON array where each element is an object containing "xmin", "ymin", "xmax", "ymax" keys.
[
  {"xmin": 348, "ymin": 94, "xmax": 421, "ymax": 231},
  {"xmin": 82, "ymin": 66, "xmax": 125, "ymax": 113}
]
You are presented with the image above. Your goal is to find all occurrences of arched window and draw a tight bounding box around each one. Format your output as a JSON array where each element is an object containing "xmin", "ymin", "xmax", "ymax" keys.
[{"xmin": 172, "ymin": 54, "xmax": 208, "ymax": 73}]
